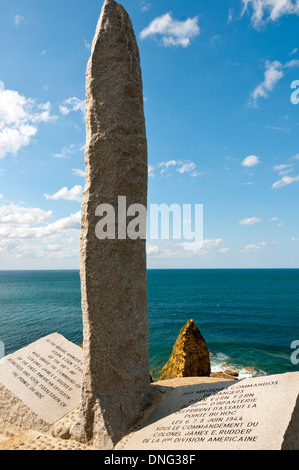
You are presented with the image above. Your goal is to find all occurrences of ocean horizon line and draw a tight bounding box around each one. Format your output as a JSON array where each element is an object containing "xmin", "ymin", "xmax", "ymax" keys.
[{"xmin": 0, "ymin": 267, "xmax": 299, "ymax": 272}]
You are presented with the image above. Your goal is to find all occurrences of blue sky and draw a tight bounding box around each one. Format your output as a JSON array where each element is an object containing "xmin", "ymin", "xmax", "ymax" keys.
[{"xmin": 0, "ymin": 0, "xmax": 299, "ymax": 269}]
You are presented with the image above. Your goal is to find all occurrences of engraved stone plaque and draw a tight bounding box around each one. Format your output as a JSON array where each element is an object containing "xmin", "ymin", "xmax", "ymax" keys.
[{"xmin": 0, "ymin": 333, "xmax": 83, "ymax": 424}]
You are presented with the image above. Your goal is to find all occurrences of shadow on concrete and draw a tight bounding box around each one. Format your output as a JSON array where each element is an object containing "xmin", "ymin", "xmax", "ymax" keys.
[{"xmin": 282, "ymin": 393, "xmax": 299, "ymax": 450}]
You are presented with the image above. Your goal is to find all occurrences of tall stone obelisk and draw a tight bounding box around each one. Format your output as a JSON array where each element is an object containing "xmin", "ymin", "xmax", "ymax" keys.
[{"xmin": 72, "ymin": 0, "xmax": 151, "ymax": 449}]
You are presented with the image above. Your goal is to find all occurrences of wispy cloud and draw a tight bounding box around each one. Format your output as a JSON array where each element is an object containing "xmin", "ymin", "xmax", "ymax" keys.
[
  {"xmin": 140, "ymin": 1, "xmax": 151, "ymax": 12},
  {"xmin": 272, "ymin": 174, "xmax": 299, "ymax": 189},
  {"xmin": 72, "ymin": 168, "xmax": 85, "ymax": 178},
  {"xmin": 140, "ymin": 12, "xmax": 200, "ymax": 48},
  {"xmin": 52, "ymin": 143, "xmax": 84, "ymax": 159},
  {"xmin": 239, "ymin": 217, "xmax": 262, "ymax": 225},
  {"xmin": 157, "ymin": 159, "xmax": 202, "ymax": 177},
  {"xmin": 59, "ymin": 97, "xmax": 85, "ymax": 116},
  {"xmin": 250, "ymin": 59, "xmax": 299, "ymax": 106},
  {"xmin": 250, "ymin": 60, "xmax": 284, "ymax": 106},
  {"xmin": 83, "ymin": 39, "xmax": 91, "ymax": 51},
  {"xmin": 177, "ymin": 161, "xmax": 196, "ymax": 174},
  {"xmin": 147, "ymin": 244, "xmax": 159, "ymax": 255},
  {"xmin": 178, "ymin": 238, "xmax": 223, "ymax": 255},
  {"xmin": 241, "ymin": 0, "xmax": 299, "ymax": 29},
  {"xmin": 12, "ymin": 14, "xmax": 25, "ymax": 27},
  {"xmin": 44, "ymin": 185, "xmax": 83, "ymax": 203},
  {"xmin": 228, "ymin": 8, "xmax": 234, "ymax": 23},
  {"xmin": 269, "ymin": 216, "xmax": 285, "ymax": 226},
  {"xmin": 272, "ymin": 159, "xmax": 299, "ymax": 188},
  {"xmin": 148, "ymin": 165, "xmax": 155, "ymax": 178},
  {"xmin": 273, "ymin": 163, "xmax": 293, "ymax": 175}
]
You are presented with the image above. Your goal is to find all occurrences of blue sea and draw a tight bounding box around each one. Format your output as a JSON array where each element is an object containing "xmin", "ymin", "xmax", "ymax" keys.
[{"xmin": 0, "ymin": 269, "xmax": 298, "ymax": 380}]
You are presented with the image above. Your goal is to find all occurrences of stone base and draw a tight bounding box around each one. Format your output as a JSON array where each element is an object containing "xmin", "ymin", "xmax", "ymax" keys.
[
  {"xmin": 117, "ymin": 373, "xmax": 299, "ymax": 451},
  {"xmin": 0, "ymin": 384, "xmax": 51, "ymax": 434}
]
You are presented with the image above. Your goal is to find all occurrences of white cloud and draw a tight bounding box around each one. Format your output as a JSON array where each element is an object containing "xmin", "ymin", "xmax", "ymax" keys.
[
  {"xmin": 140, "ymin": 1, "xmax": 151, "ymax": 12},
  {"xmin": 44, "ymin": 211, "xmax": 81, "ymax": 233},
  {"xmin": 250, "ymin": 60, "xmax": 284, "ymax": 106},
  {"xmin": 239, "ymin": 217, "xmax": 262, "ymax": 225},
  {"xmin": 219, "ymin": 247, "xmax": 230, "ymax": 253},
  {"xmin": 140, "ymin": 12, "xmax": 200, "ymax": 48},
  {"xmin": 159, "ymin": 160, "xmax": 178, "ymax": 174},
  {"xmin": 241, "ymin": 0, "xmax": 299, "ymax": 28},
  {"xmin": 0, "ymin": 125, "xmax": 37, "ymax": 158},
  {"xmin": 59, "ymin": 97, "xmax": 85, "ymax": 116},
  {"xmin": 179, "ymin": 238, "xmax": 223, "ymax": 254},
  {"xmin": 0, "ymin": 204, "xmax": 80, "ymax": 239},
  {"xmin": 0, "ymin": 241, "xmax": 78, "ymax": 260},
  {"xmin": 228, "ymin": 8, "xmax": 234, "ymax": 23},
  {"xmin": 245, "ymin": 243, "xmax": 261, "ymax": 251},
  {"xmin": 272, "ymin": 157, "xmax": 299, "ymax": 188},
  {"xmin": 13, "ymin": 14, "xmax": 25, "ymax": 26},
  {"xmin": 147, "ymin": 245, "xmax": 159, "ymax": 255},
  {"xmin": 273, "ymin": 163, "xmax": 293, "ymax": 175},
  {"xmin": 44, "ymin": 185, "xmax": 83, "ymax": 203},
  {"xmin": 52, "ymin": 143, "xmax": 83, "ymax": 159},
  {"xmin": 158, "ymin": 159, "xmax": 201, "ymax": 176},
  {"xmin": 83, "ymin": 39, "xmax": 91, "ymax": 51},
  {"xmin": 289, "ymin": 47, "xmax": 298, "ymax": 55},
  {"xmin": 240, "ymin": 241, "xmax": 267, "ymax": 252},
  {"xmin": 148, "ymin": 165, "xmax": 155, "ymax": 178},
  {"xmin": 242, "ymin": 155, "xmax": 260, "ymax": 167},
  {"xmin": 250, "ymin": 59, "xmax": 299, "ymax": 106},
  {"xmin": 72, "ymin": 168, "xmax": 86, "ymax": 178},
  {"xmin": 272, "ymin": 174, "xmax": 299, "ymax": 189},
  {"xmin": 0, "ymin": 200, "xmax": 81, "ymax": 261},
  {"xmin": 177, "ymin": 161, "xmax": 196, "ymax": 174},
  {"xmin": 285, "ymin": 59, "xmax": 299, "ymax": 68},
  {"xmin": 0, "ymin": 204, "xmax": 52, "ymax": 225},
  {"xmin": 190, "ymin": 170, "xmax": 204, "ymax": 177},
  {"xmin": 269, "ymin": 216, "xmax": 284, "ymax": 226},
  {"xmin": 0, "ymin": 83, "xmax": 57, "ymax": 158}
]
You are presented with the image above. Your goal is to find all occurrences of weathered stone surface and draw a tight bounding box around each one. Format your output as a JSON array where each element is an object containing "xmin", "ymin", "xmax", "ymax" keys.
[
  {"xmin": 0, "ymin": 334, "xmax": 83, "ymax": 433},
  {"xmin": 160, "ymin": 320, "xmax": 211, "ymax": 381},
  {"xmin": 71, "ymin": 0, "xmax": 151, "ymax": 449},
  {"xmin": 51, "ymin": 407, "xmax": 80, "ymax": 440},
  {"xmin": 0, "ymin": 430, "xmax": 95, "ymax": 451},
  {"xmin": 119, "ymin": 373, "xmax": 299, "ymax": 450}
]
